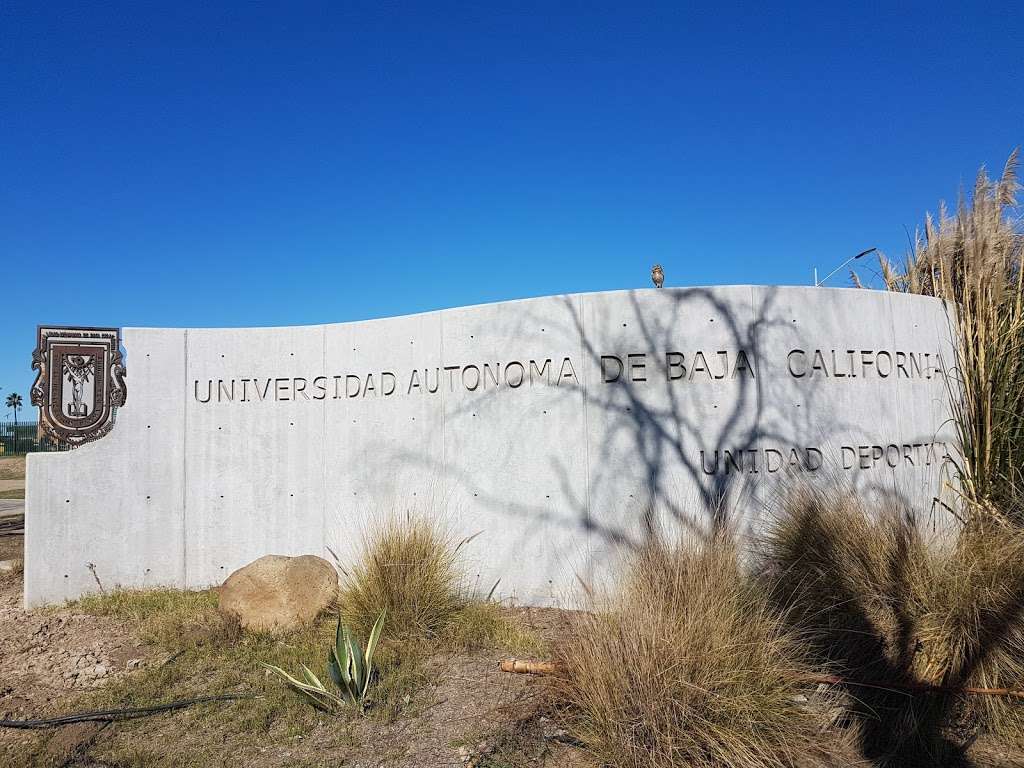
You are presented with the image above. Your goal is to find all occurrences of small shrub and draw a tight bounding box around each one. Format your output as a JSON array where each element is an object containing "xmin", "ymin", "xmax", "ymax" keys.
[
  {"xmin": 263, "ymin": 612, "xmax": 385, "ymax": 711},
  {"xmin": 339, "ymin": 515, "xmax": 468, "ymax": 642},
  {"xmin": 553, "ymin": 535, "xmax": 836, "ymax": 768}
]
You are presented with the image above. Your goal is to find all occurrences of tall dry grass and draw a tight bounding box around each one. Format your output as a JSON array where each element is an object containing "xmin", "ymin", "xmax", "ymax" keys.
[
  {"xmin": 553, "ymin": 536, "xmax": 841, "ymax": 768},
  {"xmin": 880, "ymin": 149, "xmax": 1024, "ymax": 507},
  {"xmin": 759, "ymin": 486, "xmax": 1024, "ymax": 764}
]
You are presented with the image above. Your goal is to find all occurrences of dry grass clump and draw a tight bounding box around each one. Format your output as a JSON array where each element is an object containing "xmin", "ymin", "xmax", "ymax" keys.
[
  {"xmin": 879, "ymin": 149, "xmax": 1024, "ymax": 506},
  {"xmin": 337, "ymin": 512, "xmax": 541, "ymax": 715},
  {"xmin": 73, "ymin": 587, "xmax": 241, "ymax": 648},
  {"xmin": 757, "ymin": 488, "xmax": 924, "ymax": 679},
  {"xmin": 553, "ymin": 536, "xmax": 836, "ymax": 768},
  {"xmin": 760, "ymin": 487, "xmax": 1024, "ymax": 764},
  {"xmin": 63, "ymin": 588, "xmax": 354, "ymax": 767},
  {"xmin": 0, "ymin": 455, "xmax": 26, "ymax": 481},
  {"xmin": 444, "ymin": 600, "xmax": 546, "ymax": 655},
  {"xmin": 913, "ymin": 511, "xmax": 1024, "ymax": 739},
  {"xmin": 339, "ymin": 515, "xmax": 469, "ymax": 643},
  {"xmin": 339, "ymin": 515, "xmax": 534, "ymax": 647}
]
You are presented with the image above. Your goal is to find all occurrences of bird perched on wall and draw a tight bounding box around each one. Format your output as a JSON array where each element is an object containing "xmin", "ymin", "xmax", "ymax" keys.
[{"xmin": 651, "ymin": 264, "xmax": 665, "ymax": 288}]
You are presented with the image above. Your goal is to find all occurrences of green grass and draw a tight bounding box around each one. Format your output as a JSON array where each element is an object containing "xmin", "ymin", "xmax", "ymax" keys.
[
  {"xmin": 444, "ymin": 601, "xmax": 546, "ymax": 655},
  {"xmin": 21, "ymin": 575, "xmax": 541, "ymax": 766},
  {"xmin": 26, "ymin": 588, "xmax": 359, "ymax": 766},
  {"xmin": 14, "ymin": 515, "xmax": 543, "ymax": 766},
  {"xmin": 76, "ymin": 591, "xmax": 335, "ymax": 711}
]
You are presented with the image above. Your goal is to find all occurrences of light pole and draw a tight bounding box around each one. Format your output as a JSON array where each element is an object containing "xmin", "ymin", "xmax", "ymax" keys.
[{"xmin": 815, "ymin": 247, "xmax": 877, "ymax": 287}]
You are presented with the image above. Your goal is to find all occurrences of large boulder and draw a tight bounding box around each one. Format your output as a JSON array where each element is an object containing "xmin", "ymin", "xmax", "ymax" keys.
[{"xmin": 218, "ymin": 554, "xmax": 338, "ymax": 632}]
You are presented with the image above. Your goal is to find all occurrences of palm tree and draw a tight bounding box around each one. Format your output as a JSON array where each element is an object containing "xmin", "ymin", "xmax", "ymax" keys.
[{"xmin": 5, "ymin": 393, "xmax": 22, "ymax": 454}]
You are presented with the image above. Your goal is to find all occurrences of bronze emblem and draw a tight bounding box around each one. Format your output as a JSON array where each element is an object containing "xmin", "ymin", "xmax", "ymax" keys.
[{"xmin": 31, "ymin": 326, "xmax": 127, "ymax": 446}]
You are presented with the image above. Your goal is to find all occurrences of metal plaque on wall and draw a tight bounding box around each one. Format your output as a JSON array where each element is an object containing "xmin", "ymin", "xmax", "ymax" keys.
[{"xmin": 31, "ymin": 326, "xmax": 127, "ymax": 446}]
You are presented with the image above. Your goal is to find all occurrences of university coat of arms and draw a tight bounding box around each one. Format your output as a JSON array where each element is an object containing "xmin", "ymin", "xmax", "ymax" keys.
[{"xmin": 31, "ymin": 326, "xmax": 127, "ymax": 446}]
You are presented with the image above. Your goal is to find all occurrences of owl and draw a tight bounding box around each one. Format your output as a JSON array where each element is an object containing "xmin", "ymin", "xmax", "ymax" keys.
[{"xmin": 651, "ymin": 264, "xmax": 665, "ymax": 288}]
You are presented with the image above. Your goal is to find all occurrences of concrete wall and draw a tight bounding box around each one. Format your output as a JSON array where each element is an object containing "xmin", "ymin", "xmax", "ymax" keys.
[{"xmin": 25, "ymin": 286, "xmax": 959, "ymax": 606}]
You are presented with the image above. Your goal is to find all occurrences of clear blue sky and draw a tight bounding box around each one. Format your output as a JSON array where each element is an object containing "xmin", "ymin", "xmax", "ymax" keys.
[{"xmin": 2, "ymin": 1, "xmax": 1022, "ymax": 414}]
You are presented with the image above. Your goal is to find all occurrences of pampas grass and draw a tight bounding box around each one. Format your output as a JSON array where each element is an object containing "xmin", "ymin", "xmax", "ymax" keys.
[{"xmin": 881, "ymin": 149, "xmax": 1024, "ymax": 507}]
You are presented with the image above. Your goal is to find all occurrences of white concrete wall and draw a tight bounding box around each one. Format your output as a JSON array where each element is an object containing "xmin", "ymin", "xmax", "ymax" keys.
[{"xmin": 25, "ymin": 287, "xmax": 959, "ymax": 606}]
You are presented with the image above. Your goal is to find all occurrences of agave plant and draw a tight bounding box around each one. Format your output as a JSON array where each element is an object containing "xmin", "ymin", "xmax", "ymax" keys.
[{"xmin": 262, "ymin": 610, "xmax": 385, "ymax": 711}]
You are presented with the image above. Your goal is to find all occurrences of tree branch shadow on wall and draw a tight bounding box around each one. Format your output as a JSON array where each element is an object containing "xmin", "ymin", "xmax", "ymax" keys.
[
  {"xmin": 381, "ymin": 286, "xmax": 948, "ymax": 601},
  {"xmin": 375, "ymin": 287, "xmax": 973, "ymax": 765},
  {"xmin": 760, "ymin": 482, "xmax": 1024, "ymax": 768}
]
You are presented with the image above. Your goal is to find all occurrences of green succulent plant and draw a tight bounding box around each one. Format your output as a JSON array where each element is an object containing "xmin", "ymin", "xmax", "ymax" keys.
[{"xmin": 262, "ymin": 610, "xmax": 385, "ymax": 711}]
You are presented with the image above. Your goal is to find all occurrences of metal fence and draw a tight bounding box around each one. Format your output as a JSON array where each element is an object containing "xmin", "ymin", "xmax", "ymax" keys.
[{"xmin": 0, "ymin": 420, "xmax": 71, "ymax": 455}]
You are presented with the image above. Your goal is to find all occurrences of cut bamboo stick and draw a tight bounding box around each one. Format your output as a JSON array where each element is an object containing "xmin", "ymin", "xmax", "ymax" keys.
[{"xmin": 499, "ymin": 659, "xmax": 563, "ymax": 676}]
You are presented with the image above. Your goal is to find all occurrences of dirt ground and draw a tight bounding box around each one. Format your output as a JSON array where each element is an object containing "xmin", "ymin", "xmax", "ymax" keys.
[
  {"xmin": 0, "ymin": 533, "xmax": 22, "ymax": 562},
  {"xmin": 3, "ymin": 511, "xmax": 1023, "ymax": 767},
  {"xmin": 0, "ymin": 539, "xmax": 590, "ymax": 768},
  {"xmin": 0, "ymin": 456, "xmax": 26, "ymax": 496},
  {"xmin": 0, "ymin": 456, "xmax": 26, "ymax": 479},
  {"xmin": 0, "ymin": 542, "xmax": 154, "ymax": 766}
]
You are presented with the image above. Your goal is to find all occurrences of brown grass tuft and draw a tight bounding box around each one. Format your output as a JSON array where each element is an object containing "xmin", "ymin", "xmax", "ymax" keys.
[
  {"xmin": 913, "ymin": 511, "xmax": 1024, "ymax": 739},
  {"xmin": 757, "ymin": 487, "xmax": 924, "ymax": 679},
  {"xmin": 552, "ymin": 535, "xmax": 839, "ymax": 768},
  {"xmin": 339, "ymin": 515, "xmax": 468, "ymax": 643},
  {"xmin": 760, "ymin": 486, "xmax": 1024, "ymax": 763}
]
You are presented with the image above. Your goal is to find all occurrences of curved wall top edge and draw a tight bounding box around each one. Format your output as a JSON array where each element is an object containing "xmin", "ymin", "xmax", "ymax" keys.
[{"xmin": 125, "ymin": 284, "xmax": 951, "ymax": 334}]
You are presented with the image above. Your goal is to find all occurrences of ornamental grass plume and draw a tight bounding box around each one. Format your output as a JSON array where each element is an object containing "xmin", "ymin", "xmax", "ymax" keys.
[{"xmin": 877, "ymin": 149, "xmax": 1024, "ymax": 509}]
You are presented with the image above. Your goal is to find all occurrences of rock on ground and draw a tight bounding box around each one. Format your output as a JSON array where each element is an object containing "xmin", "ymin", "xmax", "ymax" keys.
[{"xmin": 217, "ymin": 554, "xmax": 338, "ymax": 632}]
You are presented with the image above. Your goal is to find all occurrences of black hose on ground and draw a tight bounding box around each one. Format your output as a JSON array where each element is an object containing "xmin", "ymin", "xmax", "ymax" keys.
[{"xmin": 0, "ymin": 694, "xmax": 252, "ymax": 729}]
